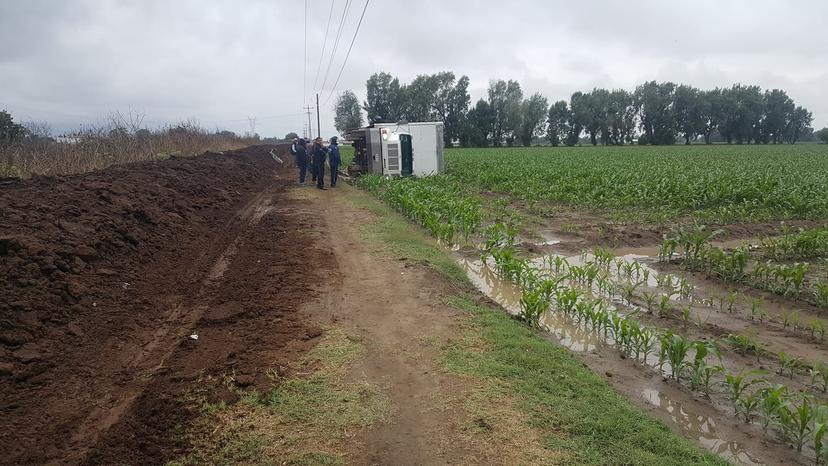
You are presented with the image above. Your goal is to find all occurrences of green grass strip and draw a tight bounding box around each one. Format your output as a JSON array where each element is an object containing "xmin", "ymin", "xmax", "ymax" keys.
[{"xmin": 442, "ymin": 295, "xmax": 729, "ymax": 466}]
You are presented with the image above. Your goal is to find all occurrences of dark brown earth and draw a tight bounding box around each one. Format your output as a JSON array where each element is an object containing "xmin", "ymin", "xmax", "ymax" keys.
[{"xmin": 0, "ymin": 145, "xmax": 332, "ymax": 465}]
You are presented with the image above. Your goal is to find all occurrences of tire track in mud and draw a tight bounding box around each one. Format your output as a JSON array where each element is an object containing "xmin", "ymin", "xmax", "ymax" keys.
[
  {"xmin": 61, "ymin": 188, "xmax": 280, "ymax": 465},
  {"xmin": 0, "ymin": 146, "xmax": 333, "ymax": 465}
]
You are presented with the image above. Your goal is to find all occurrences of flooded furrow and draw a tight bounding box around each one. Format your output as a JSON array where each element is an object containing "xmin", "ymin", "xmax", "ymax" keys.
[{"xmin": 458, "ymin": 255, "xmax": 801, "ymax": 466}]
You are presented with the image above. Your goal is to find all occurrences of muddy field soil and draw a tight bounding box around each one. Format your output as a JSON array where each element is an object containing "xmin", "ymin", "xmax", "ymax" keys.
[{"xmin": 0, "ymin": 145, "xmax": 332, "ymax": 464}]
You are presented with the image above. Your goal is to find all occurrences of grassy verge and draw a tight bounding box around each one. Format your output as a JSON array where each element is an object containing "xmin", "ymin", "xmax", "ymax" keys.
[
  {"xmin": 441, "ymin": 295, "xmax": 728, "ymax": 465},
  {"xmin": 342, "ymin": 186, "xmax": 470, "ymax": 285},
  {"xmin": 347, "ymin": 181, "xmax": 729, "ymax": 466},
  {"xmin": 167, "ymin": 329, "xmax": 390, "ymax": 466}
]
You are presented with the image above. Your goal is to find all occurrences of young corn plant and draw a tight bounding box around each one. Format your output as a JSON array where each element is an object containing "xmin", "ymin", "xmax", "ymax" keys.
[
  {"xmin": 724, "ymin": 290, "xmax": 738, "ymax": 314},
  {"xmin": 777, "ymin": 395, "xmax": 818, "ymax": 453},
  {"xmin": 658, "ymin": 294, "xmax": 672, "ymax": 318},
  {"xmin": 680, "ymin": 304, "xmax": 692, "ymax": 327},
  {"xmin": 519, "ymin": 287, "xmax": 549, "ymax": 327},
  {"xmin": 777, "ymin": 351, "xmax": 803, "ymax": 379},
  {"xmin": 809, "ymin": 362, "xmax": 828, "ymax": 393},
  {"xmin": 726, "ymin": 333, "xmax": 766, "ymax": 363},
  {"xmin": 658, "ymin": 237, "xmax": 679, "ymax": 262},
  {"xmin": 737, "ymin": 390, "xmax": 762, "ymax": 424},
  {"xmin": 660, "ymin": 331, "xmax": 693, "ymax": 381},
  {"xmin": 810, "ymin": 318, "xmax": 826, "ymax": 341},
  {"xmin": 749, "ymin": 298, "xmax": 768, "ymax": 323},
  {"xmin": 687, "ymin": 340, "xmax": 721, "ymax": 396},
  {"xmin": 678, "ymin": 278, "xmax": 694, "ymax": 300},
  {"xmin": 641, "ymin": 291, "xmax": 658, "ymax": 314},
  {"xmin": 672, "ymin": 224, "xmax": 723, "ymax": 268},
  {"xmin": 782, "ymin": 311, "xmax": 801, "ymax": 330},
  {"xmin": 813, "ymin": 416, "xmax": 827, "ymax": 466},
  {"xmin": 758, "ymin": 384, "xmax": 789, "ymax": 430},
  {"xmin": 724, "ymin": 369, "xmax": 765, "ymax": 407},
  {"xmin": 814, "ymin": 283, "xmax": 828, "ymax": 309},
  {"xmin": 635, "ymin": 328, "xmax": 658, "ymax": 363}
]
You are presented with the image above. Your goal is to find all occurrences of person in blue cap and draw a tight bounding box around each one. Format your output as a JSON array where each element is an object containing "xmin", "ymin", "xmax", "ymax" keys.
[{"xmin": 328, "ymin": 136, "xmax": 341, "ymax": 187}]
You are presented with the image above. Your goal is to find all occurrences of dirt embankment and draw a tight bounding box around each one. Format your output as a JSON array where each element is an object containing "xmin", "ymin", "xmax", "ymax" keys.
[{"xmin": 0, "ymin": 144, "xmax": 329, "ymax": 464}]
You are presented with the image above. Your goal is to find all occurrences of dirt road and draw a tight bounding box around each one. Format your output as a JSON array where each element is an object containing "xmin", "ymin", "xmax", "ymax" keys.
[
  {"xmin": 292, "ymin": 185, "xmax": 531, "ymax": 465},
  {"xmin": 1, "ymin": 146, "xmax": 532, "ymax": 465}
]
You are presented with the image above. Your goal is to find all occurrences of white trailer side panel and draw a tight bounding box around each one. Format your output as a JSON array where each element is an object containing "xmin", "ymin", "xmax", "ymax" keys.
[{"xmin": 410, "ymin": 123, "xmax": 441, "ymax": 176}]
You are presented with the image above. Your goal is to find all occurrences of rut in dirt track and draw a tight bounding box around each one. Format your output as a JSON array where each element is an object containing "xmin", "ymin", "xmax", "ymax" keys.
[{"xmin": 0, "ymin": 145, "xmax": 333, "ymax": 465}]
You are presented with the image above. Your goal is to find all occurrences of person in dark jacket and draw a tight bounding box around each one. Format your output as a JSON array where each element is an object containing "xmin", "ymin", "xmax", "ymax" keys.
[
  {"xmin": 294, "ymin": 138, "xmax": 308, "ymax": 185},
  {"xmin": 328, "ymin": 136, "xmax": 341, "ymax": 187},
  {"xmin": 311, "ymin": 137, "xmax": 328, "ymax": 190},
  {"xmin": 289, "ymin": 138, "xmax": 298, "ymax": 163},
  {"xmin": 308, "ymin": 139, "xmax": 317, "ymax": 182}
]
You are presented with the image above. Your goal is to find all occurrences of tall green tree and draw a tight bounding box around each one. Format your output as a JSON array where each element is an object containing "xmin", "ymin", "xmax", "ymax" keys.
[
  {"xmin": 401, "ymin": 74, "xmax": 438, "ymax": 122},
  {"xmin": 464, "ymin": 98, "xmax": 495, "ymax": 147},
  {"xmin": 567, "ymin": 91, "xmax": 590, "ymax": 146},
  {"xmin": 761, "ymin": 89, "xmax": 794, "ymax": 144},
  {"xmin": 431, "ymin": 73, "xmax": 471, "ymax": 147},
  {"xmin": 0, "ymin": 110, "xmax": 28, "ymax": 145},
  {"xmin": 607, "ymin": 89, "xmax": 635, "ymax": 145},
  {"xmin": 334, "ymin": 90, "xmax": 364, "ymax": 134},
  {"xmin": 732, "ymin": 84, "xmax": 764, "ymax": 144},
  {"xmin": 518, "ymin": 93, "xmax": 549, "ymax": 146},
  {"xmin": 441, "ymin": 75, "xmax": 470, "ymax": 147},
  {"xmin": 698, "ymin": 88, "xmax": 723, "ymax": 144},
  {"xmin": 364, "ymin": 72, "xmax": 404, "ymax": 123},
  {"xmin": 672, "ymin": 85, "xmax": 703, "ymax": 144},
  {"xmin": 634, "ymin": 81, "xmax": 677, "ymax": 145},
  {"xmin": 784, "ymin": 106, "xmax": 813, "ymax": 144},
  {"xmin": 816, "ymin": 127, "xmax": 828, "ymax": 144},
  {"xmin": 488, "ymin": 79, "xmax": 523, "ymax": 146},
  {"xmin": 585, "ymin": 89, "xmax": 608, "ymax": 146},
  {"xmin": 546, "ymin": 100, "xmax": 570, "ymax": 147}
]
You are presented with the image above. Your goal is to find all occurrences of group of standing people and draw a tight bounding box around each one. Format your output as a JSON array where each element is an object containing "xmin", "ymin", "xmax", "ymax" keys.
[{"xmin": 290, "ymin": 136, "xmax": 341, "ymax": 190}]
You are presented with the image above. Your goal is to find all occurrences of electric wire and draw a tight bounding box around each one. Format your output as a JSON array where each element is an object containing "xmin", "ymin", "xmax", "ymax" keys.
[
  {"xmin": 319, "ymin": 0, "xmax": 352, "ymax": 93},
  {"xmin": 312, "ymin": 0, "xmax": 336, "ymax": 94},
  {"xmin": 303, "ymin": 0, "xmax": 308, "ymax": 106},
  {"xmin": 324, "ymin": 0, "xmax": 370, "ymax": 105}
]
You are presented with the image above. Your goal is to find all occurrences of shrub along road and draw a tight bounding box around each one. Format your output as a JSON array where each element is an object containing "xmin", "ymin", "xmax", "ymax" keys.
[{"xmin": 1, "ymin": 146, "xmax": 726, "ymax": 465}]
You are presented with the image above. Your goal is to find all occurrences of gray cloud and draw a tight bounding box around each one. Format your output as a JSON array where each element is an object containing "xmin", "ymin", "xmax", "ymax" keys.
[{"xmin": 1, "ymin": 0, "xmax": 826, "ymax": 138}]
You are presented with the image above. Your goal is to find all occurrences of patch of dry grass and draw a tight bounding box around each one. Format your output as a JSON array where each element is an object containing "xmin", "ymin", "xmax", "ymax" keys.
[
  {"xmin": 168, "ymin": 329, "xmax": 391, "ymax": 466},
  {"xmin": 0, "ymin": 119, "xmax": 258, "ymax": 178}
]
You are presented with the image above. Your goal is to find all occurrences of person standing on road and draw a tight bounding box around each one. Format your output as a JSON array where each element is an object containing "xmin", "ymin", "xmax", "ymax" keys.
[
  {"xmin": 311, "ymin": 137, "xmax": 328, "ymax": 190},
  {"xmin": 290, "ymin": 137, "xmax": 299, "ymax": 165},
  {"xmin": 328, "ymin": 136, "xmax": 341, "ymax": 187},
  {"xmin": 308, "ymin": 138, "xmax": 317, "ymax": 183},
  {"xmin": 295, "ymin": 138, "xmax": 308, "ymax": 185}
]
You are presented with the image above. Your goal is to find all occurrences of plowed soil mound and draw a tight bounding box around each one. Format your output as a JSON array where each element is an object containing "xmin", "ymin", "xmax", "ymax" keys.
[{"xmin": 0, "ymin": 144, "xmax": 330, "ymax": 465}]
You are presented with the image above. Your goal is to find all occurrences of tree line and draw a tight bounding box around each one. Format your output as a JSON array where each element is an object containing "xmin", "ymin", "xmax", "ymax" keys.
[{"xmin": 334, "ymin": 72, "xmax": 816, "ymax": 147}]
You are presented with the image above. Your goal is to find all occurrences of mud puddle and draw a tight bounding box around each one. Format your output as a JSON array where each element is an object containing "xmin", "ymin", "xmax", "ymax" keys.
[
  {"xmin": 458, "ymin": 255, "xmax": 788, "ymax": 466},
  {"xmin": 640, "ymin": 389, "xmax": 762, "ymax": 466}
]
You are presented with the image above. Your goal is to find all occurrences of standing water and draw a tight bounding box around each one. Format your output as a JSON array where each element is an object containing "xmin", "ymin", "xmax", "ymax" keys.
[{"xmin": 458, "ymin": 255, "xmax": 765, "ymax": 466}]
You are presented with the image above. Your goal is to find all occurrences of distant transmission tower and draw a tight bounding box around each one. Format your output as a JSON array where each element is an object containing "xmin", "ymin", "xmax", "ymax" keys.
[
  {"xmin": 247, "ymin": 116, "xmax": 257, "ymax": 137},
  {"xmin": 303, "ymin": 106, "xmax": 314, "ymax": 139}
]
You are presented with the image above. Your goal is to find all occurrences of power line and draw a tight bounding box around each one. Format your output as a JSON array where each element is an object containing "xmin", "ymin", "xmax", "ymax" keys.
[
  {"xmin": 312, "ymin": 0, "xmax": 336, "ymax": 95},
  {"xmin": 325, "ymin": 0, "xmax": 371, "ymax": 104},
  {"xmin": 303, "ymin": 0, "xmax": 308, "ymax": 105},
  {"xmin": 319, "ymin": 0, "xmax": 352, "ymax": 93}
]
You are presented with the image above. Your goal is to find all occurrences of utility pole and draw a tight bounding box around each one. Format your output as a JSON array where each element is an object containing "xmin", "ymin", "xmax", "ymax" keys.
[
  {"xmin": 303, "ymin": 105, "xmax": 314, "ymax": 139},
  {"xmin": 316, "ymin": 93, "xmax": 321, "ymax": 139}
]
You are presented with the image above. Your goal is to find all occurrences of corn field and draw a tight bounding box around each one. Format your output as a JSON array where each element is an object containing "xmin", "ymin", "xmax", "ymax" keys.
[{"xmin": 446, "ymin": 145, "xmax": 828, "ymax": 221}]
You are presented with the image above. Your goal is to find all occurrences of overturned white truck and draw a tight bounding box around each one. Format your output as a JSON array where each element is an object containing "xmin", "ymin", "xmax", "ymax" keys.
[{"xmin": 345, "ymin": 122, "xmax": 445, "ymax": 177}]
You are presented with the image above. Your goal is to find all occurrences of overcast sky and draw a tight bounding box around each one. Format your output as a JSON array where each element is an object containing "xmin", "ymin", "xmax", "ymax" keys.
[{"xmin": 2, "ymin": 0, "xmax": 827, "ymax": 138}]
